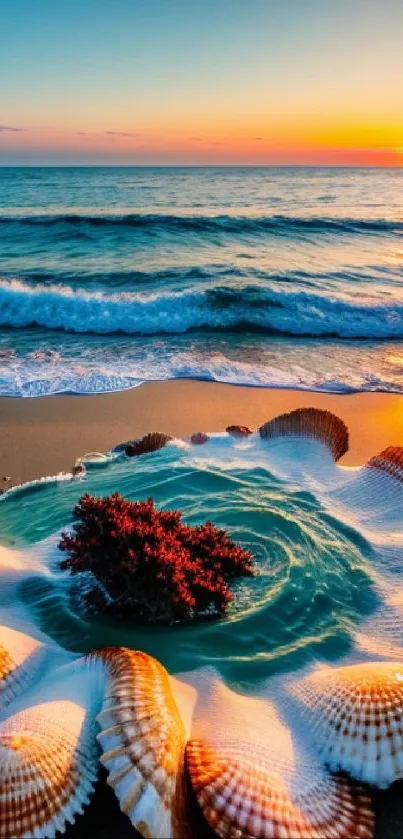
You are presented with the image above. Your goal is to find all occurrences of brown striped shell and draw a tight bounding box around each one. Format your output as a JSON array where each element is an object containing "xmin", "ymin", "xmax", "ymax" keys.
[
  {"xmin": 0, "ymin": 626, "xmax": 47, "ymax": 713},
  {"xmin": 125, "ymin": 432, "xmax": 172, "ymax": 457},
  {"xmin": 366, "ymin": 447, "xmax": 403, "ymax": 482},
  {"xmin": 259, "ymin": 408, "xmax": 349, "ymax": 461},
  {"xmin": 0, "ymin": 699, "xmax": 99, "ymax": 838},
  {"xmin": 226, "ymin": 425, "xmax": 253, "ymax": 438},
  {"xmin": 91, "ymin": 647, "xmax": 191, "ymax": 838},
  {"xmin": 190, "ymin": 432, "xmax": 210, "ymax": 445},
  {"xmin": 289, "ymin": 661, "xmax": 403, "ymax": 788},
  {"xmin": 186, "ymin": 739, "xmax": 374, "ymax": 839}
]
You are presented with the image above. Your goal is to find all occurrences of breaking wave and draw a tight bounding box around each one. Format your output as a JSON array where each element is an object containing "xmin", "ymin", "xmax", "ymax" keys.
[{"xmin": 1, "ymin": 277, "xmax": 403, "ymax": 339}]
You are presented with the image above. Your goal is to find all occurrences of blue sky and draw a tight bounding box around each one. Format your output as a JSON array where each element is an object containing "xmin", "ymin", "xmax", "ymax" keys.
[{"xmin": 1, "ymin": 0, "xmax": 402, "ymax": 164}]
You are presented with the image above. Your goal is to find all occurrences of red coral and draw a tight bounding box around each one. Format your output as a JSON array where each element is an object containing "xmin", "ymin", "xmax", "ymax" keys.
[{"xmin": 59, "ymin": 493, "xmax": 254, "ymax": 624}]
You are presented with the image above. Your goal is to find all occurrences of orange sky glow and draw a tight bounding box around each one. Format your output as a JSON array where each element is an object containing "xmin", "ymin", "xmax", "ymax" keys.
[{"xmin": 1, "ymin": 0, "xmax": 402, "ymax": 165}]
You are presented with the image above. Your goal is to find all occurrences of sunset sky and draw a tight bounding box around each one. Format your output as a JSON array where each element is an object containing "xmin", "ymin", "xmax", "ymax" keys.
[{"xmin": 1, "ymin": 0, "xmax": 402, "ymax": 166}]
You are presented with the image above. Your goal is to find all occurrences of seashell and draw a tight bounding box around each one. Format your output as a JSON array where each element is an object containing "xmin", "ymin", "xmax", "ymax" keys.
[
  {"xmin": 190, "ymin": 432, "xmax": 209, "ymax": 445},
  {"xmin": 259, "ymin": 408, "xmax": 349, "ymax": 461},
  {"xmin": 289, "ymin": 660, "xmax": 403, "ymax": 788},
  {"xmin": 366, "ymin": 447, "xmax": 403, "ymax": 483},
  {"xmin": 0, "ymin": 625, "xmax": 48, "ymax": 713},
  {"xmin": 185, "ymin": 675, "xmax": 374, "ymax": 839},
  {"xmin": 0, "ymin": 698, "xmax": 99, "ymax": 838},
  {"xmin": 91, "ymin": 647, "xmax": 192, "ymax": 838},
  {"xmin": 125, "ymin": 432, "xmax": 172, "ymax": 458},
  {"xmin": 226, "ymin": 425, "xmax": 252, "ymax": 438},
  {"xmin": 186, "ymin": 740, "xmax": 373, "ymax": 839}
]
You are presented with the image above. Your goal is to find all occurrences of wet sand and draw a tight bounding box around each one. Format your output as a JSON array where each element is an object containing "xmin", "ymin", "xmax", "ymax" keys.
[{"xmin": 0, "ymin": 380, "xmax": 403, "ymax": 485}]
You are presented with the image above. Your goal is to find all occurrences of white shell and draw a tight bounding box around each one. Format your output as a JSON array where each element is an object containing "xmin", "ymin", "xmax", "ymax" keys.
[
  {"xmin": 92, "ymin": 647, "xmax": 191, "ymax": 838},
  {"xmin": 0, "ymin": 625, "xmax": 48, "ymax": 713},
  {"xmin": 289, "ymin": 660, "xmax": 403, "ymax": 787},
  {"xmin": 0, "ymin": 697, "xmax": 99, "ymax": 838}
]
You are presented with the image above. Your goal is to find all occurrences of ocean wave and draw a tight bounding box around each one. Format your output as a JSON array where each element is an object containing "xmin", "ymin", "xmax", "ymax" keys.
[
  {"xmin": 1, "ymin": 277, "xmax": 403, "ymax": 339},
  {"xmin": 0, "ymin": 212, "xmax": 402, "ymax": 237}
]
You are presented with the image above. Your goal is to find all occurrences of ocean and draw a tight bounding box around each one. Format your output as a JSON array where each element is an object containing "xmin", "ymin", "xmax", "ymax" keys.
[{"xmin": 0, "ymin": 165, "xmax": 402, "ymax": 397}]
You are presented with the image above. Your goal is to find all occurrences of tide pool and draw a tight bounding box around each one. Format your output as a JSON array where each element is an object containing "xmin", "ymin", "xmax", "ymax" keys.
[{"xmin": 0, "ymin": 440, "xmax": 378, "ymax": 689}]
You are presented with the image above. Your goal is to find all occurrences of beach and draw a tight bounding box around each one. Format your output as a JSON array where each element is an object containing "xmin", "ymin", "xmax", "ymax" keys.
[
  {"xmin": 1, "ymin": 380, "xmax": 403, "ymax": 839},
  {"xmin": 1, "ymin": 380, "xmax": 403, "ymax": 485}
]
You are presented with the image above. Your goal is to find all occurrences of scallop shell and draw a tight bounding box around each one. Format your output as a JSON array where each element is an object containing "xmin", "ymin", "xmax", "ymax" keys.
[
  {"xmin": 0, "ymin": 625, "xmax": 48, "ymax": 712},
  {"xmin": 186, "ymin": 739, "xmax": 373, "ymax": 839},
  {"xmin": 184, "ymin": 672, "xmax": 373, "ymax": 839},
  {"xmin": 125, "ymin": 432, "xmax": 172, "ymax": 457},
  {"xmin": 259, "ymin": 408, "xmax": 349, "ymax": 461},
  {"xmin": 366, "ymin": 447, "xmax": 403, "ymax": 482},
  {"xmin": 92, "ymin": 647, "xmax": 191, "ymax": 838},
  {"xmin": 0, "ymin": 698, "xmax": 99, "ymax": 838},
  {"xmin": 289, "ymin": 661, "xmax": 403, "ymax": 787}
]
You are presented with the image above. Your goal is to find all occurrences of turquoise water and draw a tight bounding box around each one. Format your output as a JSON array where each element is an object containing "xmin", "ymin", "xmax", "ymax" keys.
[{"xmin": 0, "ymin": 445, "xmax": 378, "ymax": 687}]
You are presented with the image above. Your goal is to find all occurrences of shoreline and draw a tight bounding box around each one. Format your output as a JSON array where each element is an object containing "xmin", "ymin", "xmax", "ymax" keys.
[{"xmin": 1, "ymin": 380, "xmax": 403, "ymax": 485}]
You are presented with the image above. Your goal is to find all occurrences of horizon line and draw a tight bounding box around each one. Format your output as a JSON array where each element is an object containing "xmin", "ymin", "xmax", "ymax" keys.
[{"xmin": 0, "ymin": 163, "xmax": 402, "ymax": 169}]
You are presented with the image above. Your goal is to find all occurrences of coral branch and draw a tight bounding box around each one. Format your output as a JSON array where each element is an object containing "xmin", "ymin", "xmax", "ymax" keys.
[{"xmin": 59, "ymin": 494, "xmax": 254, "ymax": 625}]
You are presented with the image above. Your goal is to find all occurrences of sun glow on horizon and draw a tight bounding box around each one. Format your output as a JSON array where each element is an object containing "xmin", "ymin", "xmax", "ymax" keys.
[{"xmin": 1, "ymin": 0, "xmax": 402, "ymax": 166}]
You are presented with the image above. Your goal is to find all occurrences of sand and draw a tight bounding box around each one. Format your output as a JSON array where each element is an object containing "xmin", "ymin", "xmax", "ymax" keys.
[{"xmin": 0, "ymin": 380, "xmax": 403, "ymax": 485}]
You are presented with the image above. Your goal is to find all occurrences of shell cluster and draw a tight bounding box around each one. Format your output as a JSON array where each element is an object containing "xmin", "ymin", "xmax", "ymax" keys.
[
  {"xmin": 1, "ymin": 407, "xmax": 403, "ymax": 838},
  {"xmin": 3, "ymin": 626, "xmax": 402, "ymax": 839}
]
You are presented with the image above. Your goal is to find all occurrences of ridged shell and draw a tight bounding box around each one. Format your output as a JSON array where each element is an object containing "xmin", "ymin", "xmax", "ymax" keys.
[
  {"xmin": 184, "ymin": 673, "xmax": 373, "ymax": 839},
  {"xmin": 91, "ymin": 647, "xmax": 190, "ymax": 838},
  {"xmin": 259, "ymin": 408, "xmax": 349, "ymax": 461},
  {"xmin": 289, "ymin": 661, "xmax": 403, "ymax": 787},
  {"xmin": 186, "ymin": 739, "xmax": 374, "ymax": 839},
  {"xmin": 125, "ymin": 432, "xmax": 172, "ymax": 457},
  {"xmin": 366, "ymin": 447, "xmax": 403, "ymax": 482},
  {"xmin": 226, "ymin": 425, "xmax": 252, "ymax": 438},
  {"xmin": 0, "ymin": 699, "xmax": 99, "ymax": 838},
  {"xmin": 0, "ymin": 625, "xmax": 47, "ymax": 713}
]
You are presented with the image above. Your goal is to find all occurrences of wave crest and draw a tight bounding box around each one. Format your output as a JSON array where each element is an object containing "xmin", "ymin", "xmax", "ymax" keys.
[
  {"xmin": 0, "ymin": 212, "xmax": 401, "ymax": 237},
  {"xmin": 0, "ymin": 278, "xmax": 402, "ymax": 339}
]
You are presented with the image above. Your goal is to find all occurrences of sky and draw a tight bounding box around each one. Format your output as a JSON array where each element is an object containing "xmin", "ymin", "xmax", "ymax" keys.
[{"xmin": 1, "ymin": 0, "xmax": 402, "ymax": 165}]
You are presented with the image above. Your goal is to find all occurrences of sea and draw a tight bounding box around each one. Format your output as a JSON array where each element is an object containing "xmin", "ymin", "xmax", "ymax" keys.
[{"xmin": 0, "ymin": 165, "xmax": 402, "ymax": 397}]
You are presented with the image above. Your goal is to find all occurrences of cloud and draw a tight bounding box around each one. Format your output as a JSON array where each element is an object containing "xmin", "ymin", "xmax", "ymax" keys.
[
  {"xmin": 0, "ymin": 125, "xmax": 24, "ymax": 133},
  {"xmin": 188, "ymin": 136, "xmax": 202, "ymax": 141},
  {"xmin": 76, "ymin": 129, "xmax": 140, "ymax": 138},
  {"xmin": 104, "ymin": 130, "xmax": 140, "ymax": 137},
  {"xmin": 254, "ymin": 136, "xmax": 264, "ymax": 141}
]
